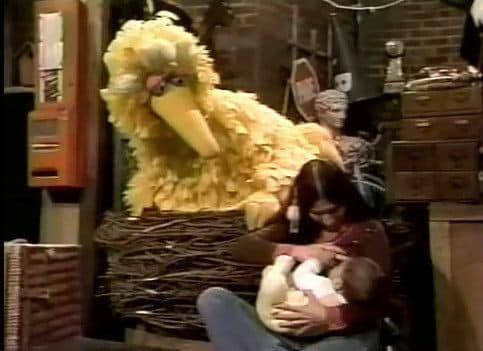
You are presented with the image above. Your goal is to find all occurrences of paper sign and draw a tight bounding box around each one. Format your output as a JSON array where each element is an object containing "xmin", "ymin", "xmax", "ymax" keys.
[
  {"xmin": 38, "ymin": 12, "xmax": 63, "ymax": 102},
  {"xmin": 39, "ymin": 12, "xmax": 63, "ymax": 43},
  {"xmin": 290, "ymin": 58, "xmax": 320, "ymax": 122}
]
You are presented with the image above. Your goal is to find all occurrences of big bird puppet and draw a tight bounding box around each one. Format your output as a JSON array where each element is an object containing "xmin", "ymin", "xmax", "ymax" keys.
[{"xmin": 101, "ymin": 13, "xmax": 343, "ymax": 230}]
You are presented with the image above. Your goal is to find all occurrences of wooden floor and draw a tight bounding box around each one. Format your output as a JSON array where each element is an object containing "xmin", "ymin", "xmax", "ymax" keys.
[{"xmin": 125, "ymin": 328, "xmax": 213, "ymax": 351}]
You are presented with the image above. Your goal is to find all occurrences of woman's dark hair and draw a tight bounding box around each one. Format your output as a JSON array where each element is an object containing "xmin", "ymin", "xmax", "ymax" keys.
[{"xmin": 285, "ymin": 159, "xmax": 374, "ymax": 244}]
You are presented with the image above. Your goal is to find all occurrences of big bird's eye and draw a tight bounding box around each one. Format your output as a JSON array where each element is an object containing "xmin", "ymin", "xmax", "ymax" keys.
[{"xmin": 171, "ymin": 76, "xmax": 184, "ymax": 86}]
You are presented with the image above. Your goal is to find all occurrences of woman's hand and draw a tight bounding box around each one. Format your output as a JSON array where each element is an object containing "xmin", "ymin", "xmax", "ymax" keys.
[
  {"xmin": 290, "ymin": 244, "xmax": 348, "ymax": 264},
  {"xmin": 272, "ymin": 292, "xmax": 329, "ymax": 337}
]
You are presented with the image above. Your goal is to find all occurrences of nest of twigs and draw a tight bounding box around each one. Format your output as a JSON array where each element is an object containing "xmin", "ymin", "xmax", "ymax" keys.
[{"xmin": 95, "ymin": 210, "xmax": 262, "ymax": 336}]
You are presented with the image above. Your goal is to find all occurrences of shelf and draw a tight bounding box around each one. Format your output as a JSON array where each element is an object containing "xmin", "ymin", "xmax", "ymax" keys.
[{"xmin": 4, "ymin": 86, "xmax": 34, "ymax": 94}]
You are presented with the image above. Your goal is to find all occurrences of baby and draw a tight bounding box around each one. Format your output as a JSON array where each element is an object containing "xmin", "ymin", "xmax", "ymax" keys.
[{"xmin": 256, "ymin": 255, "xmax": 383, "ymax": 333}]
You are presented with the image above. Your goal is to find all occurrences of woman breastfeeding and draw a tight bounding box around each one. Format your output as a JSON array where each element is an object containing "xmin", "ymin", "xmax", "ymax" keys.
[{"xmin": 197, "ymin": 159, "xmax": 391, "ymax": 351}]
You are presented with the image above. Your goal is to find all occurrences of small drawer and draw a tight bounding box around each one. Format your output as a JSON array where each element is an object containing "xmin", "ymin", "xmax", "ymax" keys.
[
  {"xmin": 440, "ymin": 115, "xmax": 482, "ymax": 139},
  {"xmin": 402, "ymin": 91, "xmax": 442, "ymax": 116},
  {"xmin": 400, "ymin": 118, "xmax": 441, "ymax": 140},
  {"xmin": 443, "ymin": 86, "xmax": 482, "ymax": 114},
  {"xmin": 392, "ymin": 142, "xmax": 435, "ymax": 171},
  {"xmin": 393, "ymin": 172, "xmax": 435, "ymax": 200},
  {"xmin": 402, "ymin": 85, "xmax": 482, "ymax": 117},
  {"xmin": 437, "ymin": 171, "xmax": 478, "ymax": 200},
  {"xmin": 436, "ymin": 142, "xmax": 478, "ymax": 171}
]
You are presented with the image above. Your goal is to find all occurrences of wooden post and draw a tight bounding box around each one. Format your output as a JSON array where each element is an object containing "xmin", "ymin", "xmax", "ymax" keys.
[
  {"xmin": 78, "ymin": 0, "xmax": 110, "ymax": 336},
  {"xmin": 327, "ymin": 18, "xmax": 333, "ymax": 88},
  {"xmin": 112, "ymin": 131, "xmax": 124, "ymax": 212},
  {"xmin": 4, "ymin": 1, "xmax": 12, "ymax": 87},
  {"xmin": 282, "ymin": 5, "xmax": 298, "ymax": 115}
]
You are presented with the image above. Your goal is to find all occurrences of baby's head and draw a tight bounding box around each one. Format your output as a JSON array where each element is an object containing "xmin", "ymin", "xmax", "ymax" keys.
[{"xmin": 328, "ymin": 257, "xmax": 385, "ymax": 303}]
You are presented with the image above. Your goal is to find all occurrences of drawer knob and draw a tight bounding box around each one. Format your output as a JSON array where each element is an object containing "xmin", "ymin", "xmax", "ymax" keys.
[
  {"xmin": 453, "ymin": 119, "xmax": 470, "ymax": 126},
  {"xmin": 415, "ymin": 95, "xmax": 431, "ymax": 102},
  {"xmin": 415, "ymin": 121, "xmax": 431, "ymax": 128}
]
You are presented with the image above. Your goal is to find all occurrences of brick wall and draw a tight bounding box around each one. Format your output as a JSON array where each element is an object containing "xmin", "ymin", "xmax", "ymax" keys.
[
  {"xmin": 173, "ymin": 0, "xmax": 351, "ymax": 114},
  {"xmin": 359, "ymin": 0, "xmax": 467, "ymax": 79},
  {"xmin": 173, "ymin": 0, "xmax": 468, "ymax": 111}
]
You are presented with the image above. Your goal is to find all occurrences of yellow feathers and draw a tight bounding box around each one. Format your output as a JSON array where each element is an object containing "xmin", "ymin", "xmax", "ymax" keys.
[{"xmin": 101, "ymin": 15, "xmax": 342, "ymax": 225}]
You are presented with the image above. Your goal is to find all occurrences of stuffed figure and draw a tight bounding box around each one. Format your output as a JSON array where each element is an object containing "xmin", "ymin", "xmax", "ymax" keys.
[
  {"xmin": 314, "ymin": 89, "xmax": 384, "ymax": 210},
  {"xmin": 256, "ymin": 255, "xmax": 384, "ymax": 333},
  {"xmin": 101, "ymin": 13, "xmax": 342, "ymax": 229}
]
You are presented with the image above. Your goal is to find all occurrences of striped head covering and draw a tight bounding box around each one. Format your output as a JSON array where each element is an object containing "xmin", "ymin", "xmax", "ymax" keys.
[{"xmin": 314, "ymin": 89, "xmax": 348, "ymax": 129}]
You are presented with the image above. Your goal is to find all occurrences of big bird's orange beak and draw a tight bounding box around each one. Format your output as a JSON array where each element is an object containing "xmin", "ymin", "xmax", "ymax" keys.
[{"xmin": 150, "ymin": 86, "xmax": 220, "ymax": 158}]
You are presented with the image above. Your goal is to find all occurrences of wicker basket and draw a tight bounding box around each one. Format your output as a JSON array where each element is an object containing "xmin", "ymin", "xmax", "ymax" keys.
[
  {"xmin": 95, "ymin": 210, "xmax": 262, "ymax": 336},
  {"xmin": 4, "ymin": 242, "xmax": 82, "ymax": 351}
]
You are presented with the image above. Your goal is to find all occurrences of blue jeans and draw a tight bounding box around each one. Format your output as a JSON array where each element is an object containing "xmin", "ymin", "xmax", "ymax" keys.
[{"xmin": 197, "ymin": 287, "xmax": 380, "ymax": 351}]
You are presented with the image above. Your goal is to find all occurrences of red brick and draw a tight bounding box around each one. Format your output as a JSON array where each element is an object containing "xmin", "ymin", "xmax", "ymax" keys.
[
  {"xmin": 371, "ymin": 30, "xmax": 413, "ymax": 39},
  {"xmin": 401, "ymin": 3, "xmax": 424, "ymax": 11},
  {"xmin": 405, "ymin": 39, "xmax": 423, "ymax": 46},
  {"xmin": 436, "ymin": 46, "xmax": 459, "ymax": 54},
  {"xmin": 447, "ymin": 36, "xmax": 463, "ymax": 45},
  {"xmin": 438, "ymin": 27, "xmax": 464, "ymax": 36},
  {"xmin": 425, "ymin": 56, "xmax": 449, "ymax": 65},
  {"xmin": 423, "ymin": 38, "xmax": 449, "ymax": 45},
  {"xmin": 407, "ymin": 47, "xmax": 438, "ymax": 57},
  {"xmin": 423, "ymin": 19, "xmax": 448, "ymax": 27},
  {"xmin": 408, "ymin": 12, "xmax": 436, "ymax": 19},
  {"xmin": 388, "ymin": 20, "xmax": 424, "ymax": 29},
  {"xmin": 417, "ymin": 3, "xmax": 442, "ymax": 11},
  {"xmin": 410, "ymin": 29, "xmax": 438, "ymax": 37}
]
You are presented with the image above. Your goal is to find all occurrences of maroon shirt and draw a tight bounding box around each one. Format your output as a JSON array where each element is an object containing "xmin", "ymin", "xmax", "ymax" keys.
[{"xmin": 232, "ymin": 218, "xmax": 391, "ymax": 334}]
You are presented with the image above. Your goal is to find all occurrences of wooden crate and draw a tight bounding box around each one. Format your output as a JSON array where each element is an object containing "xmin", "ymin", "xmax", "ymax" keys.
[
  {"xmin": 4, "ymin": 242, "xmax": 82, "ymax": 351},
  {"xmin": 429, "ymin": 203, "xmax": 483, "ymax": 351}
]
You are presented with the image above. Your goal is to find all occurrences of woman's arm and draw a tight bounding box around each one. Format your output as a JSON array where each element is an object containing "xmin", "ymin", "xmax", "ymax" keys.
[
  {"xmin": 274, "ymin": 220, "xmax": 391, "ymax": 336},
  {"xmin": 231, "ymin": 220, "xmax": 293, "ymax": 264}
]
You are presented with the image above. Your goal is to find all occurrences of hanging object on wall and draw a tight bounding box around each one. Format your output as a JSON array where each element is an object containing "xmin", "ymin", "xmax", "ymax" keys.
[
  {"xmin": 330, "ymin": 13, "xmax": 380, "ymax": 103},
  {"xmin": 198, "ymin": 0, "xmax": 234, "ymax": 51},
  {"xmin": 384, "ymin": 40, "xmax": 405, "ymax": 94},
  {"xmin": 28, "ymin": 0, "xmax": 87, "ymax": 188},
  {"xmin": 14, "ymin": 42, "xmax": 35, "ymax": 87},
  {"xmin": 290, "ymin": 58, "xmax": 320, "ymax": 122}
]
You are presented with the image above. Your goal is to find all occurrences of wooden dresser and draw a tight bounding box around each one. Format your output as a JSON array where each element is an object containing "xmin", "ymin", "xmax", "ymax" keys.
[
  {"xmin": 429, "ymin": 203, "xmax": 483, "ymax": 351},
  {"xmin": 388, "ymin": 85, "xmax": 482, "ymax": 202}
]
